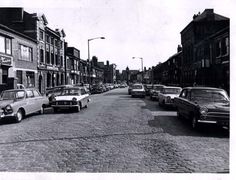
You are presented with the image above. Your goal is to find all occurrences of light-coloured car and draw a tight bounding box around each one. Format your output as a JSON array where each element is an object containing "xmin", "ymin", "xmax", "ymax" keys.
[
  {"xmin": 0, "ymin": 88, "xmax": 49, "ymax": 123},
  {"xmin": 51, "ymin": 87, "xmax": 90, "ymax": 112},
  {"xmin": 158, "ymin": 86, "xmax": 182, "ymax": 107},
  {"xmin": 150, "ymin": 84, "xmax": 165, "ymax": 100},
  {"xmin": 131, "ymin": 84, "xmax": 146, "ymax": 98}
]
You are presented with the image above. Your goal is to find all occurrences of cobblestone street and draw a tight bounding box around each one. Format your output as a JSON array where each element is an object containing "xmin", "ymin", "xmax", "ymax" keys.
[{"xmin": 0, "ymin": 88, "xmax": 229, "ymax": 173}]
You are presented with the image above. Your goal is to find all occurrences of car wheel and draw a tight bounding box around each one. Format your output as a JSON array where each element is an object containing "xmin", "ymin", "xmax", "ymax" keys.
[
  {"xmin": 191, "ymin": 116, "xmax": 198, "ymax": 129},
  {"xmin": 85, "ymin": 103, "xmax": 88, "ymax": 108},
  {"xmin": 15, "ymin": 109, "xmax": 23, "ymax": 123}
]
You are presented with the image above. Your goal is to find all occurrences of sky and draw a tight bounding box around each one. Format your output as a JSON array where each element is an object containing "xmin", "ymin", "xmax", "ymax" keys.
[{"xmin": 0, "ymin": 0, "xmax": 234, "ymax": 71}]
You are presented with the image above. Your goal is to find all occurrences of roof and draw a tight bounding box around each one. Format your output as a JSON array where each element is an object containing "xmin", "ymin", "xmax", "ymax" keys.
[{"xmin": 183, "ymin": 87, "xmax": 224, "ymax": 91}]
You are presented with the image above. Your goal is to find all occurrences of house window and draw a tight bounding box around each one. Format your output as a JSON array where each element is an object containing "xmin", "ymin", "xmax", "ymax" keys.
[
  {"xmin": 216, "ymin": 41, "xmax": 221, "ymax": 57},
  {"xmin": 61, "ymin": 56, "xmax": 63, "ymax": 67},
  {"xmin": 39, "ymin": 30, "xmax": 44, "ymax": 41},
  {"xmin": 0, "ymin": 36, "xmax": 12, "ymax": 55},
  {"xmin": 19, "ymin": 44, "xmax": 33, "ymax": 61},
  {"xmin": 51, "ymin": 52, "xmax": 54, "ymax": 65},
  {"xmin": 221, "ymin": 37, "xmax": 229, "ymax": 56},
  {"xmin": 40, "ymin": 49, "xmax": 44, "ymax": 63},
  {"xmin": 2, "ymin": 68, "xmax": 8, "ymax": 84},
  {"xmin": 46, "ymin": 51, "xmax": 50, "ymax": 64},
  {"xmin": 46, "ymin": 35, "xmax": 50, "ymax": 43},
  {"xmin": 50, "ymin": 37, "xmax": 54, "ymax": 45}
]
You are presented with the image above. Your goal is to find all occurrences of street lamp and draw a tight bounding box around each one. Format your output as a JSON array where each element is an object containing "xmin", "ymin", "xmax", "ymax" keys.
[
  {"xmin": 88, "ymin": 37, "xmax": 105, "ymax": 61},
  {"xmin": 87, "ymin": 37, "xmax": 105, "ymax": 84},
  {"xmin": 132, "ymin": 57, "xmax": 143, "ymax": 83}
]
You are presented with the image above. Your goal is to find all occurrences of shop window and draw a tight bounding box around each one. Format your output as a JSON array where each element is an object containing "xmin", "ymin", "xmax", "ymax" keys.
[
  {"xmin": 16, "ymin": 70, "xmax": 23, "ymax": 84},
  {"xmin": 2, "ymin": 69, "xmax": 8, "ymax": 84},
  {"xmin": 19, "ymin": 44, "xmax": 33, "ymax": 62},
  {"xmin": 26, "ymin": 71, "xmax": 35, "ymax": 87}
]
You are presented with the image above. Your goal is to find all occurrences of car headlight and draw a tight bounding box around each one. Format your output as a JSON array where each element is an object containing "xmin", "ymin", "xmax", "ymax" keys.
[
  {"xmin": 200, "ymin": 107, "xmax": 208, "ymax": 116},
  {"xmin": 72, "ymin": 97, "xmax": 77, "ymax": 101},
  {"xmin": 5, "ymin": 105, "xmax": 13, "ymax": 114}
]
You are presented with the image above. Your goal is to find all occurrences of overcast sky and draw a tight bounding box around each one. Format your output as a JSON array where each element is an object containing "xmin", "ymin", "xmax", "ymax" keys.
[{"xmin": 1, "ymin": 0, "xmax": 234, "ymax": 71}]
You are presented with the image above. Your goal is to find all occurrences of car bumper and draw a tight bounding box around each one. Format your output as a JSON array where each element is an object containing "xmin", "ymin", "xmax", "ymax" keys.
[
  {"xmin": 197, "ymin": 116, "xmax": 229, "ymax": 127},
  {"xmin": 0, "ymin": 112, "xmax": 15, "ymax": 119},
  {"xmin": 131, "ymin": 92, "xmax": 145, "ymax": 96}
]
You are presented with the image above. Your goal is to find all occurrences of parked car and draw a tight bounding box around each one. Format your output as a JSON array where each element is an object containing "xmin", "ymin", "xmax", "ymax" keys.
[
  {"xmin": 46, "ymin": 85, "xmax": 73, "ymax": 106},
  {"xmin": 150, "ymin": 84, "xmax": 165, "ymax": 100},
  {"xmin": 51, "ymin": 87, "xmax": 90, "ymax": 112},
  {"xmin": 0, "ymin": 88, "xmax": 49, "ymax": 123},
  {"xmin": 144, "ymin": 84, "xmax": 153, "ymax": 96},
  {"xmin": 131, "ymin": 84, "xmax": 146, "ymax": 98},
  {"xmin": 128, "ymin": 84, "xmax": 133, "ymax": 95},
  {"xmin": 174, "ymin": 87, "xmax": 230, "ymax": 129},
  {"xmin": 158, "ymin": 86, "xmax": 182, "ymax": 107},
  {"xmin": 91, "ymin": 84, "xmax": 104, "ymax": 94}
]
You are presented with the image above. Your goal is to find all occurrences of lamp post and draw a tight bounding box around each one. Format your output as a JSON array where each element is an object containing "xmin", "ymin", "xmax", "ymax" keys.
[
  {"xmin": 132, "ymin": 57, "xmax": 143, "ymax": 83},
  {"xmin": 87, "ymin": 37, "xmax": 105, "ymax": 84}
]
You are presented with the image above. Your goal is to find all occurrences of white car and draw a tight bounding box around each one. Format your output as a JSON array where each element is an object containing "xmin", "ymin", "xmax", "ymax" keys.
[
  {"xmin": 51, "ymin": 87, "xmax": 90, "ymax": 112},
  {"xmin": 158, "ymin": 86, "xmax": 182, "ymax": 107},
  {"xmin": 131, "ymin": 84, "xmax": 146, "ymax": 98},
  {"xmin": 0, "ymin": 88, "xmax": 49, "ymax": 123}
]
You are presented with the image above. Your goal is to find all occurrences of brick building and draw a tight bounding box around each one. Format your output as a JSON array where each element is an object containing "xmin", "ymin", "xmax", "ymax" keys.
[
  {"xmin": 180, "ymin": 9, "xmax": 229, "ymax": 90},
  {"xmin": 0, "ymin": 24, "xmax": 37, "ymax": 92},
  {"xmin": 0, "ymin": 8, "xmax": 66, "ymax": 94}
]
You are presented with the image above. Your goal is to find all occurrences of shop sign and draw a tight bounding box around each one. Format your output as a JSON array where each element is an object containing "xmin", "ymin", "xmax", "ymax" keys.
[{"xmin": 0, "ymin": 55, "xmax": 13, "ymax": 66}]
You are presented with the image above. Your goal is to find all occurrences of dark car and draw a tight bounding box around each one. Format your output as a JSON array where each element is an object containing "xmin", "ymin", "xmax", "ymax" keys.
[
  {"xmin": 174, "ymin": 87, "xmax": 229, "ymax": 129},
  {"xmin": 144, "ymin": 84, "xmax": 153, "ymax": 96},
  {"xmin": 90, "ymin": 84, "xmax": 104, "ymax": 94}
]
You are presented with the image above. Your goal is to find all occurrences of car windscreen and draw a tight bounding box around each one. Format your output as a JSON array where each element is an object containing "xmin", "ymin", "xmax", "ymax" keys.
[
  {"xmin": 60, "ymin": 89, "xmax": 81, "ymax": 96},
  {"xmin": 153, "ymin": 86, "xmax": 163, "ymax": 90},
  {"xmin": 1, "ymin": 91, "xmax": 23, "ymax": 100},
  {"xmin": 163, "ymin": 88, "xmax": 181, "ymax": 94},
  {"xmin": 191, "ymin": 89, "xmax": 229, "ymax": 102},
  {"xmin": 132, "ymin": 85, "xmax": 143, "ymax": 89}
]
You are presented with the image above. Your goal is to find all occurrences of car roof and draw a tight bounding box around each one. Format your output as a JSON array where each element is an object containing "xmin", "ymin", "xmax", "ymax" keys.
[
  {"xmin": 3, "ymin": 88, "xmax": 37, "ymax": 92},
  {"xmin": 163, "ymin": 86, "xmax": 182, "ymax": 89},
  {"xmin": 183, "ymin": 87, "xmax": 224, "ymax": 91}
]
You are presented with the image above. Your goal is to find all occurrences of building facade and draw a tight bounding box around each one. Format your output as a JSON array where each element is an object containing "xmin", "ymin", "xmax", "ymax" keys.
[
  {"xmin": 180, "ymin": 9, "xmax": 229, "ymax": 90},
  {"xmin": 0, "ymin": 8, "xmax": 66, "ymax": 94},
  {"xmin": 0, "ymin": 24, "xmax": 37, "ymax": 92}
]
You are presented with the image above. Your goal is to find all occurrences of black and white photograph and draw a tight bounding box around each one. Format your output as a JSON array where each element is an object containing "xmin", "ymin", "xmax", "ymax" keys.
[{"xmin": 0, "ymin": 0, "xmax": 235, "ymax": 179}]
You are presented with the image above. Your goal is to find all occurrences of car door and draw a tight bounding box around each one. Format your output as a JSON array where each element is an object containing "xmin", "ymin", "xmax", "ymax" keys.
[
  {"xmin": 80, "ymin": 88, "xmax": 88, "ymax": 108},
  {"xmin": 25, "ymin": 90, "xmax": 36, "ymax": 114},
  {"xmin": 33, "ymin": 89, "xmax": 43, "ymax": 111},
  {"xmin": 178, "ymin": 89, "xmax": 189, "ymax": 118}
]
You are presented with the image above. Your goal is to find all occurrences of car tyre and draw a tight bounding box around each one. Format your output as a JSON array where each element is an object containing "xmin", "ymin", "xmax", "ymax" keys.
[{"xmin": 15, "ymin": 109, "xmax": 23, "ymax": 123}]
